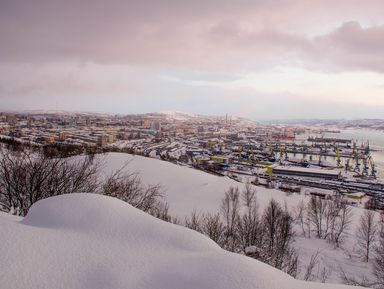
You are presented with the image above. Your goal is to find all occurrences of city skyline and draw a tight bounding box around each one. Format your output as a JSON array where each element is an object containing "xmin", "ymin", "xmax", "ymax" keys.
[{"xmin": 1, "ymin": 0, "xmax": 384, "ymax": 120}]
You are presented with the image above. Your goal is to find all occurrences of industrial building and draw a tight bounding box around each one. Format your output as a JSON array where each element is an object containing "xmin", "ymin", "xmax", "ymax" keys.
[{"xmin": 270, "ymin": 165, "xmax": 341, "ymax": 180}]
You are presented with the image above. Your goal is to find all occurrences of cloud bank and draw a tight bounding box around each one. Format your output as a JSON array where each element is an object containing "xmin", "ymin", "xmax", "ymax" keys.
[{"xmin": 1, "ymin": 0, "xmax": 384, "ymax": 118}]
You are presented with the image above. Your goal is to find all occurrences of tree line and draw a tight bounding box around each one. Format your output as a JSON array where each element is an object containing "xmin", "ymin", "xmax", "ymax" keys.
[
  {"xmin": 185, "ymin": 184, "xmax": 299, "ymax": 277},
  {"xmin": 184, "ymin": 184, "xmax": 384, "ymax": 287}
]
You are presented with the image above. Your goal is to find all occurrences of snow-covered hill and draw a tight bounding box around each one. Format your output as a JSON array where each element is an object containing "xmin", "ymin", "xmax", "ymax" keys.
[
  {"xmin": 158, "ymin": 110, "xmax": 199, "ymax": 120},
  {"xmin": 100, "ymin": 153, "xmax": 374, "ymax": 284},
  {"xmin": 102, "ymin": 153, "xmax": 307, "ymax": 218},
  {"xmin": 0, "ymin": 194, "xmax": 364, "ymax": 289}
]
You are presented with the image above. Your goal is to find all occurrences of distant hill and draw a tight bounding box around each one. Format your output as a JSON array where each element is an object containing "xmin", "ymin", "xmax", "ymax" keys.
[{"xmin": 265, "ymin": 118, "xmax": 384, "ymax": 130}]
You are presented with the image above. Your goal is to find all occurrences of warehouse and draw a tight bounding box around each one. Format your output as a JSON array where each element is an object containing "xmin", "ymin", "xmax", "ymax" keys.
[{"xmin": 271, "ymin": 165, "xmax": 341, "ymax": 180}]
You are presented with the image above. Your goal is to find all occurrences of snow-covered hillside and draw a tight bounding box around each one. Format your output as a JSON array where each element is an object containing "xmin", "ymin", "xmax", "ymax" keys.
[
  {"xmin": 102, "ymin": 153, "xmax": 308, "ymax": 218},
  {"xmin": 0, "ymin": 194, "xmax": 364, "ymax": 289},
  {"xmin": 158, "ymin": 110, "xmax": 199, "ymax": 120},
  {"xmin": 100, "ymin": 153, "xmax": 374, "ymax": 284}
]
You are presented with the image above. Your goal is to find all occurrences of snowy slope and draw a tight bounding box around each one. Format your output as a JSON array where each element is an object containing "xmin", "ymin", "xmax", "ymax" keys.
[
  {"xmin": 100, "ymin": 153, "xmax": 374, "ymax": 284},
  {"xmin": 102, "ymin": 153, "xmax": 308, "ymax": 218},
  {"xmin": 158, "ymin": 110, "xmax": 199, "ymax": 120},
  {"xmin": 0, "ymin": 194, "xmax": 364, "ymax": 289}
]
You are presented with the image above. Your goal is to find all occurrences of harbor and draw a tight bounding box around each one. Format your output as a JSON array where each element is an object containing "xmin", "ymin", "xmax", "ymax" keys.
[
  {"xmin": 2, "ymin": 112, "xmax": 384, "ymax": 210},
  {"xmin": 190, "ymin": 128, "xmax": 384, "ymax": 210}
]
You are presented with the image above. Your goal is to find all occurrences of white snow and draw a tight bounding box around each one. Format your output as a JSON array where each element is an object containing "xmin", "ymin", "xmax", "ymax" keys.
[
  {"xmin": 158, "ymin": 110, "xmax": 198, "ymax": 119},
  {"xmin": 0, "ymin": 193, "xmax": 364, "ymax": 289},
  {"xmin": 99, "ymin": 153, "xmax": 375, "ymax": 284},
  {"xmin": 101, "ymin": 153, "xmax": 308, "ymax": 218}
]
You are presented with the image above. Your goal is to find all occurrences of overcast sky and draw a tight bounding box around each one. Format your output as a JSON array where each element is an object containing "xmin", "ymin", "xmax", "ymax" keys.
[{"xmin": 1, "ymin": 0, "xmax": 384, "ymax": 120}]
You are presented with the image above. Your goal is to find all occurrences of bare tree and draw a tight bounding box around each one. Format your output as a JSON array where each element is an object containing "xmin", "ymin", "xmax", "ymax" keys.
[
  {"xmin": 237, "ymin": 183, "xmax": 261, "ymax": 251},
  {"xmin": 148, "ymin": 200, "xmax": 172, "ymax": 222},
  {"xmin": 339, "ymin": 265, "xmax": 372, "ymax": 287},
  {"xmin": 184, "ymin": 187, "xmax": 299, "ymax": 278},
  {"xmin": 294, "ymin": 200, "xmax": 308, "ymax": 237},
  {"xmin": 220, "ymin": 186, "xmax": 240, "ymax": 252},
  {"xmin": 373, "ymin": 216, "xmax": 384, "ymax": 287},
  {"xmin": 329, "ymin": 200, "xmax": 353, "ymax": 247},
  {"xmin": 0, "ymin": 148, "xmax": 100, "ymax": 216},
  {"xmin": 0, "ymin": 147, "xmax": 171, "ymax": 221},
  {"xmin": 185, "ymin": 211, "xmax": 225, "ymax": 247},
  {"xmin": 304, "ymin": 250, "xmax": 320, "ymax": 281},
  {"xmin": 356, "ymin": 210, "xmax": 378, "ymax": 262},
  {"xmin": 306, "ymin": 196, "xmax": 352, "ymax": 246},
  {"xmin": 185, "ymin": 211, "xmax": 203, "ymax": 233},
  {"xmin": 319, "ymin": 266, "xmax": 331, "ymax": 283},
  {"xmin": 201, "ymin": 212, "xmax": 225, "ymax": 247},
  {"xmin": 307, "ymin": 196, "xmax": 330, "ymax": 239},
  {"xmin": 102, "ymin": 168, "xmax": 163, "ymax": 213},
  {"xmin": 260, "ymin": 199, "xmax": 298, "ymax": 274},
  {"xmin": 101, "ymin": 164, "xmax": 171, "ymax": 220}
]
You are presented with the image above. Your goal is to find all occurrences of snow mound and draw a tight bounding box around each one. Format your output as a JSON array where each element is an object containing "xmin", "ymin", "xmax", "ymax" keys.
[{"xmin": 1, "ymin": 194, "xmax": 361, "ymax": 289}]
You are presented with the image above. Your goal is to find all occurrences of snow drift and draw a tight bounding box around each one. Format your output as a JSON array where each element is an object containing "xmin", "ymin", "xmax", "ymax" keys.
[{"xmin": 0, "ymin": 194, "xmax": 363, "ymax": 289}]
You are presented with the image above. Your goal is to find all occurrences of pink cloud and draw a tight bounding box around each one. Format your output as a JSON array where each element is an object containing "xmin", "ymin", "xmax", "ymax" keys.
[{"xmin": 0, "ymin": 0, "xmax": 383, "ymax": 72}]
